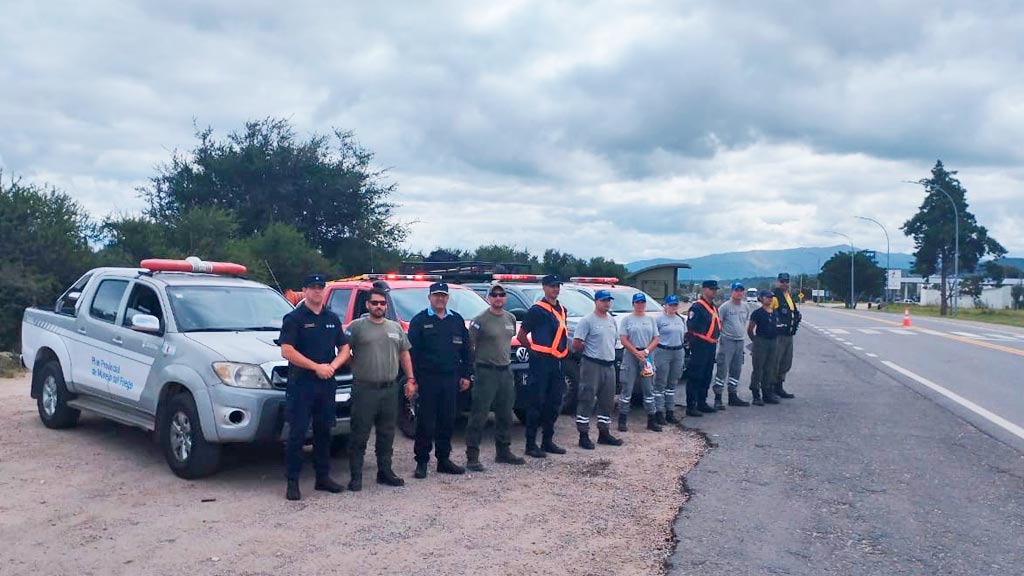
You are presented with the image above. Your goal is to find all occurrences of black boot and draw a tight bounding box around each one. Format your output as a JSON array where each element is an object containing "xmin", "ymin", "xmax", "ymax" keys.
[
  {"xmin": 466, "ymin": 448, "xmax": 485, "ymax": 472},
  {"xmin": 776, "ymin": 383, "xmax": 795, "ymax": 399},
  {"xmin": 495, "ymin": 444, "xmax": 526, "ymax": 465},
  {"xmin": 665, "ymin": 409, "xmax": 678, "ymax": 424},
  {"xmin": 579, "ymin": 431, "xmax": 595, "ymax": 450},
  {"xmin": 314, "ymin": 476, "xmax": 344, "ymax": 493},
  {"xmin": 618, "ymin": 414, "xmax": 628, "ymax": 432},
  {"xmin": 525, "ymin": 443, "xmax": 547, "ymax": 459},
  {"xmin": 437, "ymin": 458, "xmax": 466, "ymax": 475},
  {"xmin": 414, "ymin": 462, "xmax": 429, "ymax": 479},
  {"xmin": 647, "ymin": 414, "xmax": 663, "ymax": 432},
  {"xmin": 376, "ymin": 468, "xmax": 405, "ymax": 486},
  {"xmin": 698, "ymin": 403, "xmax": 717, "ymax": 414},
  {"xmin": 728, "ymin": 391, "xmax": 750, "ymax": 407},
  {"xmin": 655, "ymin": 411, "xmax": 666, "ymax": 426},
  {"xmin": 286, "ymin": 480, "xmax": 300, "ymax": 501},
  {"xmin": 597, "ymin": 427, "xmax": 623, "ymax": 446},
  {"xmin": 348, "ymin": 473, "xmax": 362, "ymax": 492},
  {"xmin": 751, "ymin": 389, "xmax": 765, "ymax": 406},
  {"xmin": 764, "ymin": 390, "xmax": 780, "ymax": 404},
  {"xmin": 685, "ymin": 406, "xmax": 703, "ymax": 417},
  {"xmin": 714, "ymin": 392, "xmax": 726, "ymax": 410},
  {"xmin": 348, "ymin": 455, "xmax": 363, "ymax": 491},
  {"xmin": 541, "ymin": 437, "xmax": 567, "ymax": 455}
]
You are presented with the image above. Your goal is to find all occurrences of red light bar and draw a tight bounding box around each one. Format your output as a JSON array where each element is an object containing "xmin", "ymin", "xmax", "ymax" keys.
[
  {"xmin": 569, "ymin": 277, "xmax": 619, "ymax": 284},
  {"xmin": 362, "ymin": 273, "xmax": 442, "ymax": 281},
  {"xmin": 493, "ymin": 274, "xmax": 544, "ymax": 282}
]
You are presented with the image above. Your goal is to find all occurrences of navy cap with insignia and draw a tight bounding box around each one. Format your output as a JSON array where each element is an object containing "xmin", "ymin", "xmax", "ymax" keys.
[
  {"xmin": 541, "ymin": 274, "xmax": 562, "ymax": 286},
  {"xmin": 303, "ymin": 274, "xmax": 327, "ymax": 288},
  {"xmin": 429, "ymin": 282, "xmax": 449, "ymax": 295},
  {"xmin": 778, "ymin": 272, "xmax": 791, "ymax": 281},
  {"xmin": 702, "ymin": 279, "xmax": 719, "ymax": 289}
]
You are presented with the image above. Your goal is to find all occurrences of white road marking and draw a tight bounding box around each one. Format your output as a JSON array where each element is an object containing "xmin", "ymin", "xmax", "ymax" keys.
[
  {"xmin": 881, "ymin": 361, "xmax": 1024, "ymax": 442},
  {"xmin": 830, "ymin": 328, "xmax": 850, "ymax": 334},
  {"xmin": 885, "ymin": 328, "xmax": 916, "ymax": 335},
  {"xmin": 865, "ymin": 353, "xmax": 878, "ymax": 357},
  {"xmin": 982, "ymin": 333, "xmax": 1019, "ymax": 341},
  {"xmin": 951, "ymin": 331, "xmax": 984, "ymax": 339},
  {"xmin": 853, "ymin": 346, "xmax": 864, "ymax": 351},
  {"xmin": 857, "ymin": 329, "xmax": 881, "ymax": 334}
]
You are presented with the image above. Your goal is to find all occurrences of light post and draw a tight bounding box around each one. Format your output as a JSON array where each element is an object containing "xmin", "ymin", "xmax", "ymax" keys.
[
  {"xmin": 828, "ymin": 231, "xmax": 855, "ymax": 309},
  {"xmin": 903, "ymin": 181, "xmax": 960, "ymax": 316},
  {"xmin": 855, "ymin": 216, "xmax": 890, "ymax": 307}
]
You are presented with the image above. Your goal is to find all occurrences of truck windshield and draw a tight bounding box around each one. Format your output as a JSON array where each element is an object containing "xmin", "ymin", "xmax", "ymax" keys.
[
  {"xmin": 389, "ymin": 288, "xmax": 488, "ymax": 322},
  {"xmin": 166, "ymin": 286, "xmax": 294, "ymax": 332}
]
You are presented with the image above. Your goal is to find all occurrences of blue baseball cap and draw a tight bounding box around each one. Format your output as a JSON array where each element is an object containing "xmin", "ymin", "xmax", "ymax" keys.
[
  {"xmin": 702, "ymin": 279, "xmax": 719, "ymax": 289},
  {"xmin": 594, "ymin": 289, "xmax": 614, "ymax": 301},
  {"xmin": 303, "ymin": 274, "xmax": 327, "ymax": 288},
  {"xmin": 664, "ymin": 295, "xmax": 680, "ymax": 306},
  {"xmin": 759, "ymin": 289, "xmax": 773, "ymax": 299},
  {"xmin": 541, "ymin": 274, "xmax": 562, "ymax": 286},
  {"xmin": 632, "ymin": 292, "xmax": 647, "ymax": 303},
  {"xmin": 428, "ymin": 282, "xmax": 449, "ymax": 294},
  {"xmin": 731, "ymin": 282, "xmax": 744, "ymax": 291}
]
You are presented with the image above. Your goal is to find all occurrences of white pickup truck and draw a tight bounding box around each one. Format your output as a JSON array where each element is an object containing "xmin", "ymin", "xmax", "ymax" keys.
[{"xmin": 21, "ymin": 265, "xmax": 353, "ymax": 479}]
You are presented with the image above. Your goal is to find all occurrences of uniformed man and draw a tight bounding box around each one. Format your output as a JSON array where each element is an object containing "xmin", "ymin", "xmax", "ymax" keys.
[
  {"xmin": 747, "ymin": 289, "xmax": 779, "ymax": 405},
  {"xmin": 684, "ymin": 280, "xmax": 722, "ymax": 417},
  {"xmin": 571, "ymin": 289, "xmax": 624, "ymax": 449},
  {"xmin": 407, "ymin": 282, "xmax": 473, "ymax": 479},
  {"xmin": 516, "ymin": 274, "xmax": 569, "ymax": 458},
  {"xmin": 771, "ymin": 272, "xmax": 801, "ymax": 399},
  {"xmin": 465, "ymin": 282, "xmax": 526, "ymax": 470},
  {"xmin": 279, "ymin": 274, "xmax": 350, "ymax": 501},
  {"xmin": 653, "ymin": 294, "xmax": 686, "ymax": 424},
  {"xmin": 713, "ymin": 282, "xmax": 752, "ymax": 409},
  {"xmin": 345, "ymin": 286, "xmax": 414, "ymax": 492},
  {"xmin": 618, "ymin": 292, "xmax": 661, "ymax": 432}
]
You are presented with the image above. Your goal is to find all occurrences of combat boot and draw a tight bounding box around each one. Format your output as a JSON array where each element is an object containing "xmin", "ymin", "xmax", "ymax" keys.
[
  {"xmin": 348, "ymin": 455, "xmax": 364, "ymax": 491},
  {"xmin": 579, "ymin": 432, "xmax": 595, "ymax": 450},
  {"xmin": 714, "ymin": 392, "xmax": 726, "ymax": 410},
  {"xmin": 437, "ymin": 458, "xmax": 466, "ymax": 475},
  {"xmin": 286, "ymin": 480, "xmax": 301, "ymax": 501},
  {"xmin": 751, "ymin": 389, "xmax": 765, "ymax": 406},
  {"xmin": 495, "ymin": 444, "xmax": 526, "ymax": 465},
  {"xmin": 763, "ymin": 390, "xmax": 780, "ymax": 404},
  {"xmin": 698, "ymin": 403, "xmax": 717, "ymax": 414},
  {"xmin": 618, "ymin": 414, "xmax": 628, "ymax": 432},
  {"xmin": 728, "ymin": 391, "xmax": 750, "ymax": 407},
  {"xmin": 597, "ymin": 428, "xmax": 624, "ymax": 446},
  {"xmin": 655, "ymin": 411, "xmax": 666, "ymax": 426},
  {"xmin": 314, "ymin": 476, "xmax": 344, "ymax": 493},
  {"xmin": 776, "ymin": 383, "xmax": 795, "ymax": 399},
  {"xmin": 647, "ymin": 414, "xmax": 663, "ymax": 432},
  {"xmin": 525, "ymin": 443, "xmax": 547, "ymax": 459},
  {"xmin": 414, "ymin": 462, "xmax": 429, "ymax": 479},
  {"xmin": 466, "ymin": 447, "xmax": 485, "ymax": 472},
  {"xmin": 685, "ymin": 406, "xmax": 703, "ymax": 417},
  {"xmin": 665, "ymin": 409, "xmax": 679, "ymax": 424},
  {"xmin": 541, "ymin": 437, "xmax": 567, "ymax": 455},
  {"xmin": 376, "ymin": 468, "xmax": 405, "ymax": 487}
]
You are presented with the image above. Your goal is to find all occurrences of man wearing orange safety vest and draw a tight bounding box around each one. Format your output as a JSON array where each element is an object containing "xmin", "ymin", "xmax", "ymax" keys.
[
  {"xmin": 516, "ymin": 274, "xmax": 570, "ymax": 459},
  {"xmin": 684, "ymin": 280, "xmax": 722, "ymax": 418}
]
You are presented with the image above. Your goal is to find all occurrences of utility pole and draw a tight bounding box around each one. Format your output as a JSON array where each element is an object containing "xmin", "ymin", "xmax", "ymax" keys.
[{"xmin": 855, "ymin": 216, "xmax": 890, "ymax": 306}]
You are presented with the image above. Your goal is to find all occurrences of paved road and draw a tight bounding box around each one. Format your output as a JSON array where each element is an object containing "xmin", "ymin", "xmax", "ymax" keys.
[{"xmin": 668, "ymin": 306, "xmax": 1024, "ymax": 576}]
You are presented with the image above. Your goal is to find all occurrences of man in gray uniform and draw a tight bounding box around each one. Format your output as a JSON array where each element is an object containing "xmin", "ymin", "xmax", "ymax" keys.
[
  {"xmin": 345, "ymin": 286, "xmax": 414, "ymax": 492},
  {"xmin": 465, "ymin": 282, "xmax": 526, "ymax": 471},
  {"xmin": 653, "ymin": 294, "xmax": 686, "ymax": 425},
  {"xmin": 618, "ymin": 292, "xmax": 661, "ymax": 432},
  {"xmin": 713, "ymin": 282, "xmax": 752, "ymax": 409},
  {"xmin": 572, "ymin": 289, "xmax": 624, "ymax": 449}
]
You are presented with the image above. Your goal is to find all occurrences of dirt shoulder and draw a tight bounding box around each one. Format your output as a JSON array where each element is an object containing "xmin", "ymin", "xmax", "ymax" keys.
[{"xmin": 0, "ymin": 374, "xmax": 701, "ymax": 575}]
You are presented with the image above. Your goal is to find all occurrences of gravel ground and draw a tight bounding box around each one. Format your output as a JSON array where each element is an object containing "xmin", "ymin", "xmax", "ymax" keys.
[{"xmin": 0, "ymin": 374, "xmax": 702, "ymax": 576}]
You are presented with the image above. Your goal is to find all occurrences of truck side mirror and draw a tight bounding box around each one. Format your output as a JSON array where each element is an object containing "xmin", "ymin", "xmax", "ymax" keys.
[
  {"xmin": 509, "ymin": 308, "xmax": 528, "ymax": 322},
  {"xmin": 129, "ymin": 314, "xmax": 162, "ymax": 334},
  {"xmin": 58, "ymin": 291, "xmax": 82, "ymax": 315}
]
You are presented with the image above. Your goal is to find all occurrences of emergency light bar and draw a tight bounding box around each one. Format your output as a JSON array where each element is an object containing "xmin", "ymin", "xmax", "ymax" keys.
[
  {"xmin": 141, "ymin": 257, "xmax": 247, "ymax": 276},
  {"xmin": 362, "ymin": 273, "xmax": 442, "ymax": 281},
  {"xmin": 569, "ymin": 277, "xmax": 619, "ymax": 284},
  {"xmin": 492, "ymin": 274, "xmax": 544, "ymax": 281}
]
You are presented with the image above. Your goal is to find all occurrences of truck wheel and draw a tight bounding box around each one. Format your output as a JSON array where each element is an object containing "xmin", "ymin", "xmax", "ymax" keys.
[
  {"xmin": 329, "ymin": 435, "xmax": 348, "ymax": 457},
  {"xmin": 398, "ymin": 393, "xmax": 416, "ymax": 440},
  {"xmin": 36, "ymin": 361, "xmax": 80, "ymax": 429},
  {"xmin": 160, "ymin": 392, "xmax": 222, "ymax": 479}
]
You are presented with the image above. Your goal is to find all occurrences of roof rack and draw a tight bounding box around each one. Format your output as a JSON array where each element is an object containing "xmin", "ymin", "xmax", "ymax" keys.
[{"xmin": 399, "ymin": 261, "xmax": 534, "ymax": 283}]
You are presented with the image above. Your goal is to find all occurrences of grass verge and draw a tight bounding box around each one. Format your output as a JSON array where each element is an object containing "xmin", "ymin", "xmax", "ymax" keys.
[{"xmin": 875, "ymin": 305, "xmax": 1024, "ymax": 328}]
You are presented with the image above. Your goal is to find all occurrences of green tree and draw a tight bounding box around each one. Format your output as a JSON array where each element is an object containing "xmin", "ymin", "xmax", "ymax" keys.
[
  {"xmin": 901, "ymin": 161, "xmax": 1006, "ymax": 315},
  {"xmin": 228, "ymin": 223, "xmax": 333, "ymax": 290},
  {"xmin": 96, "ymin": 214, "xmax": 170, "ymax": 266},
  {"xmin": 819, "ymin": 250, "xmax": 885, "ymax": 308},
  {"xmin": 473, "ymin": 244, "xmax": 539, "ymax": 266},
  {"xmin": 0, "ymin": 173, "xmax": 95, "ymax": 349},
  {"xmin": 582, "ymin": 256, "xmax": 628, "ymax": 279},
  {"xmin": 140, "ymin": 118, "xmax": 407, "ymax": 271}
]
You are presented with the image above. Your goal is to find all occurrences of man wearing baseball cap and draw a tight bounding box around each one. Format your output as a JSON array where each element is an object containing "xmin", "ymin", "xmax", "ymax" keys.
[
  {"xmin": 571, "ymin": 289, "xmax": 624, "ymax": 449},
  {"xmin": 770, "ymin": 272, "xmax": 801, "ymax": 399},
  {"xmin": 407, "ymin": 282, "xmax": 474, "ymax": 478},
  {"xmin": 747, "ymin": 289, "xmax": 780, "ymax": 405},
  {"xmin": 279, "ymin": 273, "xmax": 350, "ymax": 500},
  {"xmin": 653, "ymin": 294, "xmax": 686, "ymax": 424},
  {"xmin": 713, "ymin": 282, "xmax": 752, "ymax": 409},
  {"xmin": 684, "ymin": 280, "xmax": 722, "ymax": 417}
]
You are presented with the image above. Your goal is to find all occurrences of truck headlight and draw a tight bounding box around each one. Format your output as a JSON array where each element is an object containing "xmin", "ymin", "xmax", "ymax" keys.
[{"xmin": 212, "ymin": 362, "xmax": 272, "ymax": 389}]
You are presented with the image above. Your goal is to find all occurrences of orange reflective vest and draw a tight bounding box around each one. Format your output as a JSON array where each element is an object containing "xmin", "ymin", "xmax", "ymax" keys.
[
  {"xmin": 691, "ymin": 298, "xmax": 722, "ymax": 344},
  {"xmin": 530, "ymin": 300, "xmax": 569, "ymax": 358}
]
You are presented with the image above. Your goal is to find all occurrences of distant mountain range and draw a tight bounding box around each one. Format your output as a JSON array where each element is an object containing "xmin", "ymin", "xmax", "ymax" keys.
[{"xmin": 625, "ymin": 246, "xmax": 1021, "ymax": 281}]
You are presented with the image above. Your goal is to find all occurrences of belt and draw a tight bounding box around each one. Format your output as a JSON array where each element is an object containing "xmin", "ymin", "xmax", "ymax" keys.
[
  {"xmin": 354, "ymin": 380, "xmax": 394, "ymax": 389},
  {"xmin": 582, "ymin": 355, "xmax": 615, "ymax": 367},
  {"xmin": 657, "ymin": 344, "xmax": 683, "ymax": 351},
  {"xmin": 475, "ymin": 363, "xmax": 511, "ymax": 371}
]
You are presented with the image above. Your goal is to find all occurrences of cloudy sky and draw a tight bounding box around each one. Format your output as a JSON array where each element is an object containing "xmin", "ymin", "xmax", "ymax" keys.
[{"xmin": 2, "ymin": 1, "xmax": 1022, "ymax": 263}]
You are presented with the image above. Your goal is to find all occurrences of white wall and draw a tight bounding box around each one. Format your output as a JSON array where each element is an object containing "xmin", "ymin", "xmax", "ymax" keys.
[{"xmin": 920, "ymin": 285, "xmax": 1015, "ymax": 309}]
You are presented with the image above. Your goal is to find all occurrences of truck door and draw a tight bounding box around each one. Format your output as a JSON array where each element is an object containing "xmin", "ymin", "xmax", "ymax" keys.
[
  {"xmin": 110, "ymin": 281, "xmax": 165, "ymax": 408},
  {"xmin": 69, "ymin": 278, "xmax": 131, "ymax": 397}
]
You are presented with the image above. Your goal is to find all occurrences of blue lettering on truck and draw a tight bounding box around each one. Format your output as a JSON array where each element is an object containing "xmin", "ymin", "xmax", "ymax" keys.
[{"xmin": 90, "ymin": 356, "xmax": 134, "ymax": 391}]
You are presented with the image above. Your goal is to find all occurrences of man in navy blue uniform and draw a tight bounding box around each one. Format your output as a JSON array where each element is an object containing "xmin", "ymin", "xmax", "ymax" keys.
[
  {"xmin": 684, "ymin": 280, "xmax": 722, "ymax": 418},
  {"xmin": 407, "ymin": 282, "xmax": 473, "ymax": 479},
  {"xmin": 515, "ymin": 274, "xmax": 570, "ymax": 458},
  {"xmin": 279, "ymin": 274, "xmax": 350, "ymax": 501}
]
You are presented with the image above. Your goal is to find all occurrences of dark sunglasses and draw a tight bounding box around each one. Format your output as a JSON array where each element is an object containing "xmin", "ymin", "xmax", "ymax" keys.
[
  {"xmin": 779, "ymin": 280, "xmax": 790, "ymax": 283},
  {"xmin": 489, "ymin": 292, "xmax": 507, "ymax": 297},
  {"xmin": 368, "ymin": 300, "xmax": 387, "ymax": 306}
]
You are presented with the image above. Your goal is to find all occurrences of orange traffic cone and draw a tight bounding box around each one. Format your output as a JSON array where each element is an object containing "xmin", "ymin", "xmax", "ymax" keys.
[{"xmin": 902, "ymin": 308, "xmax": 911, "ymax": 327}]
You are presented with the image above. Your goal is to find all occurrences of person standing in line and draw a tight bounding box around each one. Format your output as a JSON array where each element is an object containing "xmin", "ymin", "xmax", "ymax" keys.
[
  {"xmin": 713, "ymin": 282, "xmax": 752, "ymax": 409},
  {"xmin": 465, "ymin": 282, "xmax": 526, "ymax": 471},
  {"xmin": 771, "ymin": 273, "xmax": 801, "ymax": 399},
  {"xmin": 684, "ymin": 280, "xmax": 722, "ymax": 417},
  {"xmin": 572, "ymin": 289, "xmax": 624, "ymax": 449},
  {"xmin": 747, "ymin": 289, "xmax": 779, "ymax": 406},
  {"xmin": 618, "ymin": 293, "xmax": 661, "ymax": 432},
  {"xmin": 653, "ymin": 294, "xmax": 686, "ymax": 425}
]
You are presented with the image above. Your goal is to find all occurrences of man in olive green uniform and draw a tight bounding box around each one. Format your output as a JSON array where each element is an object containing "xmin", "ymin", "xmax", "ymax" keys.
[
  {"xmin": 346, "ymin": 286, "xmax": 415, "ymax": 492},
  {"xmin": 465, "ymin": 282, "xmax": 526, "ymax": 471}
]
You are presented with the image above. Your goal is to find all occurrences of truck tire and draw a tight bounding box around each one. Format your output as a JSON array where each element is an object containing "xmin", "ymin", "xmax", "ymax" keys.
[
  {"xmin": 36, "ymin": 361, "xmax": 80, "ymax": 429},
  {"xmin": 160, "ymin": 392, "xmax": 222, "ymax": 479}
]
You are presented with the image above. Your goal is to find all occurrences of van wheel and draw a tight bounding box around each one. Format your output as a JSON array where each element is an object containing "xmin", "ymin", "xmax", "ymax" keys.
[
  {"xmin": 36, "ymin": 361, "xmax": 80, "ymax": 429},
  {"xmin": 160, "ymin": 392, "xmax": 222, "ymax": 479}
]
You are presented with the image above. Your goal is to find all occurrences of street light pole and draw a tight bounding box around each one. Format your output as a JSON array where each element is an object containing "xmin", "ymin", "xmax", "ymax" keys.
[
  {"xmin": 828, "ymin": 231, "xmax": 855, "ymax": 309},
  {"xmin": 855, "ymin": 216, "xmax": 890, "ymax": 307},
  {"xmin": 903, "ymin": 181, "xmax": 960, "ymax": 316}
]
